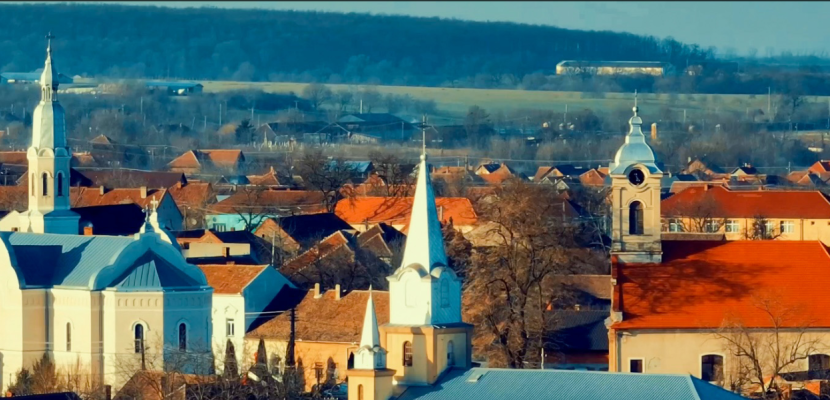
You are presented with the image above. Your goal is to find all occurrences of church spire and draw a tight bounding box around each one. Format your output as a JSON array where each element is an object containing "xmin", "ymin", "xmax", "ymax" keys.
[
  {"xmin": 398, "ymin": 121, "xmax": 448, "ymax": 272},
  {"xmin": 354, "ymin": 288, "xmax": 386, "ymax": 370},
  {"xmin": 40, "ymin": 32, "xmax": 59, "ymax": 102}
]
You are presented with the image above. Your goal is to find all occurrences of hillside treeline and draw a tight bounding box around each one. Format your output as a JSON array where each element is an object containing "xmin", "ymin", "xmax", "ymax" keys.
[{"xmin": 0, "ymin": 3, "xmax": 711, "ymax": 86}]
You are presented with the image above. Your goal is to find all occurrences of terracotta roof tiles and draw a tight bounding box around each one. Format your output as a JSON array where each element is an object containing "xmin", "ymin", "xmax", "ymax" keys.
[
  {"xmin": 198, "ymin": 265, "xmax": 267, "ymax": 294},
  {"xmin": 662, "ymin": 185, "xmax": 830, "ymax": 219},
  {"xmin": 334, "ymin": 196, "xmax": 477, "ymax": 227},
  {"xmin": 209, "ymin": 190, "xmax": 325, "ymax": 214},
  {"xmin": 614, "ymin": 240, "xmax": 830, "ymax": 329}
]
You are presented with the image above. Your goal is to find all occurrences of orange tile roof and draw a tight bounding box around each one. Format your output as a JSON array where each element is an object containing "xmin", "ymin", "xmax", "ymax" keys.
[
  {"xmin": 209, "ymin": 190, "xmax": 325, "ymax": 214},
  {"xmin": 334, "ymin": 196, "xmax": 478, "ymax": 226},
  {"xmin": 167, "ymin": 150, "xmax": 201, "ymax": 170},
  {"xmin": 809, "ymin": 160, "xmax": 830, "ymax": 174},
  {"xmin": 613, "ymin": 240, "xmax": 830, "ymax": 329},
  {"xmin": 0, "ymin": 151, "xmax": 28, "ymax": 165},
  {"xmin": 202, "ymin": 149, "xmax": 243, "ymax": 168},
  {"xmin": 167, "ymin": 181, "xmax": 215, "ymax": 207},
  {"xmin": 282, "ymin": 231, "xmax": 353, "ymax": 276},
  {"xmin": 478, "ymin": 170, "xmax": 513, "ymax": 185},
  {"xmin": 0, "ymin": 185, "xmax": 28, "ymax": 211},
  {"xmin": 533, "ymin": 167, "xmax": 554, "ymax": 182},
  {"xmin": 246, "ymin": 289, "xmax": 389, "ymax": 342},
  {"xmin": 579, "ymin": 169, "xmax": 606, "ymax": 187},
  {"xmin": 70, "ymin": 187, "xmax": 170, "ymax": 209},
  {"xmin": 662, "ymin": 185, "xmax": 830, "ymax": 219},
  {"xmin": 198, "ymin": 265, "xmax": 267, "ymax": 294},
  {"xmin": 247, "ymin": 167, "xmax": 281, "ymax": 186}
]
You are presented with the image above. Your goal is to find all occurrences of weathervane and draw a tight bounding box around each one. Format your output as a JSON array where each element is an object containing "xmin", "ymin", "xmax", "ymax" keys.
[{"xmin": 633, "ymin": 89, "xmax": 639, "ymax": 116}]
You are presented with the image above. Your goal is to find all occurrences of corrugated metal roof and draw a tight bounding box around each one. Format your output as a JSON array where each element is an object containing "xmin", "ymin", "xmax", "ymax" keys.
[
  {"xmin": 396, "ymin": 368, "xmax": 748, "ymax": 400},
  {"xmin": 6, "ymin": 232, "xmax": 134, "ymax": 289}
]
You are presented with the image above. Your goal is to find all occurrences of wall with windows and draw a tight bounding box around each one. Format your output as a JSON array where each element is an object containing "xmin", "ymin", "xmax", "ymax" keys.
[
  {"xmin": 252, "ymin": 338, "xmax": 357, "ymax": 391},
  {"xmin": 211, "ymin": 294, "xmax": 245, "ymax": 375},
  {"xmin": 614, "ymin": 330, "xmax": 830, "ymax": 386},
  {"xmin": 661, "ymin": 217, "xmax": 830, "ymax": 244}
]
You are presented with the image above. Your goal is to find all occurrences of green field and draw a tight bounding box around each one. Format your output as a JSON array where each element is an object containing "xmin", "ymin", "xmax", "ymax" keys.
[{"xmin": 194, "ymin": 79, "xmax": 830, "ymax": 121}]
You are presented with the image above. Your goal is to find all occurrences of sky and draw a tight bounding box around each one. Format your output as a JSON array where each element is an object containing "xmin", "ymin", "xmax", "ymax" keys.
[{"xmin": 42, "ymin": 1, "xmax": 830, "ymax": 56}]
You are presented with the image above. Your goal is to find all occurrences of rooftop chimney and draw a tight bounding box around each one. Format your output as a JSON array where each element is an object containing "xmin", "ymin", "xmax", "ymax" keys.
[
  {"xmin": 314, "ymin": 282, "xmax": 321, "ymax": 299},
  {"xmin": 99, "ymin": 185, "xmax": 105, "ymax": 195},
  {"xmin": 335, "ymin": 284, "xmax": 342, "ymax": 300},
  {"xmin": 176, "ymin": 181, "xmax": 182, "ymax": 189},
  {"xmin": 438, "ymin": 205, "xmax": 444, "ymax": 222},
  {"xmin": 83, "ymin": 226, "xmax": 93, "ymax": 236},
  {"xmin": 140, "ymin": 186, "xmax": 147, "ymax": 199}
]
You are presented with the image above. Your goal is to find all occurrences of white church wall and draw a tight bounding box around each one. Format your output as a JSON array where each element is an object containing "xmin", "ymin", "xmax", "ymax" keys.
[
  {"xmin": 388, "ymin": 268, "xmax": 432, "ymax": 326},
  {"xmin": 162, "ymin": 291, "xmax": 213, "ymax": 374},
  {"xmin": 50, "ymin": 289, "xmax": 95, "ymax": 371}
]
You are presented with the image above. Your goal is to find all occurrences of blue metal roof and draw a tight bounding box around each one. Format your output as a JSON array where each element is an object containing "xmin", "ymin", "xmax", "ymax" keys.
[
  {"xmin": 6, "ymin": 232, "xmax": 134, "ymax": 289},
  {"xmin": 113, "ymin": 251, "xmax": 201, "ymax": 292},
  {"xmin": 145, "ymin": 81, "xmax": 203, "ymax": 89},
  {"xmin": 0, "ymin": 70, "xmax": 73, "ymax": 84},
  {"xmin": 396, "ymin": 368, "xmax": 748, "ymax": 400}
]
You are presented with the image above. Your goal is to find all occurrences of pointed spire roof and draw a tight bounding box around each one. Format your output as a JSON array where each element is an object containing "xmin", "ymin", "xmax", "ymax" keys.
[
  {"xmin": 40, "ymin": 32, "xmax": 59, "ymax": 92},
  {"xmin": 359, "ymin": 287, "xmax": 380, "ymax": 349},
  {"xmin": 398, "ymin": 152, "xmax": 449, "ymax": 272}
]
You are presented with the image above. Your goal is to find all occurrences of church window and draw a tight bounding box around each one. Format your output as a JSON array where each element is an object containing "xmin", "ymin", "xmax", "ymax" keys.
[
  {"xmin": 57, "ymin": 173, "xmax": 63, "ymax": 196},
  {"xmin": 403, "ymin": 341, "xmax": 413, "ymax": 367},
  {"xmin": 629, "ymin": 202, "xmax": 644, "ymax": 235},
  {"xmin": 357, "ymin": 384, "xmax": 364, "ymax": 400},
  {"xmin": 42, "ymin": 173, "xmax": 48, "ymax": 196},
  {"xmin": 226, "ymin": 319, "xmax": 235, "ymax": 337},
  {"xmin": 667, "ymin": 218, "xmax": 683, "ymax": 232},
  {"xmin": 134, "ymin": 324, "xmax": 145, "ymax": 354},
  {"xmin": 178, "ymin": 323, "xmax": 187, "ymax": 352},
  {"xmin": 440, "ymin": 279, "xmax": 450, "ymax": 308},
  {"xmin": 780, "ymin": 220, "xmax": 795, "ymax": 234},
  {"xmin": 701, "ymin": 354, "xmax": 723, "ymax": 382},
  {"xmin": 725, "ymin": 220, "xmax": 740, "ymax": 233},
  {"xmin": 66, "ymin": 323, "xmax": 72, "ymax": 352},
  {"xmin": 347, "ymin": 352, "xmax": 355, "ymax": 369},
  {"xmin": 447, "ymin": 340, "xmax": 455, "ymax": 367}
]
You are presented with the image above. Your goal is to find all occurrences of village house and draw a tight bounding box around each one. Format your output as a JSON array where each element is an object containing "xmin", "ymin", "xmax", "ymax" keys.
[
  {"xmin": 661, "ymin": 185, "xmax": 830, "ymax": 244},
  {"xmin": 204, "ymin": 190, "xmax": 326, "ymax": 232},
  {"xmin": 334, "ymin": 196, "xmax": 478, "ymax": 233},
  {"xmin": 167, "ymin": 149, "xmax": 246, "ymax": 175},
  {"xmin": 253, "ymin": 212, "xmax": 354, "ymax": 253}
]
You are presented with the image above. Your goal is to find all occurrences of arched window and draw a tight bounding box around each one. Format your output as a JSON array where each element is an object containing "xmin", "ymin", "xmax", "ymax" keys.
[
  {"xmin": 134, "ymin": 324, "xmax": 144, "ymax": 354},
  {"xmin": 57, "ymin": 172, "xmax": 63, "ymax": 197},
  {"xmin": 403, "ymin": 341, "xmax": 413, "ymax": 367},
  {"xmin": 701, "ymin": 354, "xmax": 723, "ymax": 382},
  {"xmin": 66, "ymin": 323, "xmax": 72, "ymax": 352},
  {"xmin": 440, "ymin": 279, "xmax": 450, "ymax": 308},
  {"xmin": 809, "ymin": 354, "xmax": 830, "ymax": 377},
  {"xmin": 629, "ymin": 201, "xmax": 644, "ymax": 235},
  {"xmin": 357, "ymin": 384, "xmax": 364, "ymax": 400},
  {"xmin": 348, "ymin": 352, "xmax": 355, "ymax": 370},
  {"xmin": 42, "ymin": 173, "xmax": 48, "ymax": 196},
  {"xmin": 178, "ymin": 323, "xmax": 187, "ymax": 352},
  {"xmin": 447, "ymin": 340, "xmax": 455, "ymax": 367}
]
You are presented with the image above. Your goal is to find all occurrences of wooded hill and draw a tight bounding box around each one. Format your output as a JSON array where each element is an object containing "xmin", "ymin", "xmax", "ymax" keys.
[{"xmin": 0, "ymin": 3, "xmax": 711, "ymax": 86}]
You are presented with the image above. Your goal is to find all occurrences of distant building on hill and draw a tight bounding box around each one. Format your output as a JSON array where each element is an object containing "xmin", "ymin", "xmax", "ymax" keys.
[{"xmin": 556, "ymin": 60, "xmax": 673, "ymax": 76}]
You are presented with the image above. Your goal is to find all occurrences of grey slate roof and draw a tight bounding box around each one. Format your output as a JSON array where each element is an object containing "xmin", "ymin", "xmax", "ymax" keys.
[{"xmin": 396, "ymin": 368, "xmax": 748, "ymax": 400}]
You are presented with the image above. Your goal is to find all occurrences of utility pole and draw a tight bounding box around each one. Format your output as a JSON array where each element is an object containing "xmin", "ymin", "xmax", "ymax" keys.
[
  {"xmin": 683, "ymin": 109, "xmax": 687, "ymax": 125},
  {"xmin": 203, "ymin": 116, "xmax": 207, "ymax": 132},
  {"xmin": 219, "ymin": 103, "xmax": 222, "ymax": 127},
  {"xmin": 286, "ymin": 307, "xmax": 296, "ymax": 368},
  {"xmin": 140, "ymin": 97, "xmax": 143, "ymax": 115},
  {"xmin": 768, "ymin": 86, "xmax": 771, "ymax": 117}
]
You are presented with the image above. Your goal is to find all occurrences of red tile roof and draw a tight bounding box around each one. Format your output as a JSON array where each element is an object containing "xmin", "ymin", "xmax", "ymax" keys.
[
  {"xmin": 579, "ymin": 169, "xmax": 607, "ymax": 187},
  {"xmin": 0, "ymin": 185, "xmax": 28, "ymax": 211},
  {"xmin": 0, "ymin": 151, "xmax": 28, "ymax": 165},
  {"xmin": 167, "ymin": 149, "xmax": 244, "ymax": 171},
  {"xmin": 533, "ymin": 167, "xmax": 554, "ymax": 182},
  {"xmin": 167, "ymin": 181, "xmax": 215, "ymax": 207},
  {"xmin": 198, "ymin": 265, "xmax": 267, "ymax": 294},
  {"xmin": 71, "ymin": 187, "xmax": 171, "ymax": 209},
  {"xmin": 613, "ymin": 240, "xmax": 830, "ymax": 329},
  {"xmin": 246, "ymin": 289, "xmax": 389, "ymax": 342},
  {"xmin": 282, "ymin": 231, "xmax": 353, "ymax": 276},
  {"xmin": 662, "ymin": 185, "xmax": 830, "ymax": 219},
  {"xmin": 809, "ymin": 160, "xmax": 830, "ymax": 174},
  {"xmin": 334, "ymin": 196, "xmax": 478, "ymax": 227},
  {"xmin": 167, "ymin": 150, "xmax": 201, "ymax": 170},
  {"xmin": 247, "ymin": 167, "xmax": 281, "ymax": 186}
]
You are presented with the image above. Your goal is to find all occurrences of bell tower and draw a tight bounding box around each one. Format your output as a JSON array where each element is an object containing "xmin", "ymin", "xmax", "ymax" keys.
[
  {"xmin": 609, "ymin": 93, "xmax": 663, "ymax": 263},
  {"xmin": 19, "ymin": 33, "xmax": 79, "ymax": 234}
]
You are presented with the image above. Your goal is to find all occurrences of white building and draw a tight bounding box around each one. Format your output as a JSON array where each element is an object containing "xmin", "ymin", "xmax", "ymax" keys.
[{"xmin": 0, "ymin": 37, "xmax": 213, "ymax": 393}]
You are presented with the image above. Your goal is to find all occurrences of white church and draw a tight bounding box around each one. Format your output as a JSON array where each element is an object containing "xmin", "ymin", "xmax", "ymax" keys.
[{"xmin": 0, "ymin": 36, "xmax": 213, "ymax": 392}]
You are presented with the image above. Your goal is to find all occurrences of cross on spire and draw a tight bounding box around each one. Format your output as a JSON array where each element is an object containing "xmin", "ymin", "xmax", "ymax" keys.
[
  {"xmin": 421, "ymin": 114, "xmax": 427, "ymax": 158},
  {"xmin": 150, "ymin": 196, "xmax": 159, "ymax": 213},
  {"xmin": 633, "ymin": 89, "xmax": 639, "ymax": 116}
]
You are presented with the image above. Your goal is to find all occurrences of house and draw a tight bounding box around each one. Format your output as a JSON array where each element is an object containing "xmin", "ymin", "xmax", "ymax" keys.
[
  {"xmin": 205, "ymin": 190, "xmax": 326, "ymax": 232},
  {"xmin": 166, "ymin": 181, "xmax": 217, "ymax": 229},
  {"xmin": 70, "ymin": 186, "xmax": 183, "ymax": 231},
  {"xmin": 1, "ymin": 69, "xmax": 73, "ymax": 84},
  {"xmin": 334, "ymin": 196, "xmax": 478, "ymax": 233},
  {"xmin": 145, "ymin": 81, "xmax": 203, "ymax": 96},
  {"xmin": 683, "ymin": 157, "xmax": 728, "ymax": 180},
  {"xmin": 661, "ymin": 185, "xmax": 830, "ymax": 244},
  {"xmin": 73, "ymin": 204, "xmax": 148, "ymax": 236},
  {"xmin": 73, "ymin": 169, "xmax": 187, "ymax": 189},
  {"xmin": 253, "ymin": 212, "xmax": 354, "ymax": 253},
  {"xmin": 337, "ymin": 113, "xmax": 413, "ymax": 142},
  {"xmin": 245, "ymin": 286, "xmax": 390, "ymax": 391},
  {"xmin": 167, "ymin": 149, "xmax": 246, "ymax": 175},
  {"xmin": 175, "ymin": 229, "xmax": 274, "ymax": 265},
  {"xmin": 198, "ymin": 264, "xmax": 296, "ymax": 375}
]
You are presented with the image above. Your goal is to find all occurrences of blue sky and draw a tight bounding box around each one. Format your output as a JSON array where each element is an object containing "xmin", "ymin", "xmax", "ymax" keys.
[{"xmin": 49, "ymin": 1, "xmax": 830, "ymax": 55}]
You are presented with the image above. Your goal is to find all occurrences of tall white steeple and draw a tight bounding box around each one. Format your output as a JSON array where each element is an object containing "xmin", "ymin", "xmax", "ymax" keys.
[
  {"xmin": 354, "ymin": 288, "xmax": 386, "ymax": 370},
  {"xmin": 386, "ymin": 119, "xmax": 461, "ymax": 326},
  {"xmin": 398, "ymin": 121, "xmax": 448, "ymax": 272},
  {"xmin": 20, "ymin": 33, "xmax": 79, "ymax": 234}
]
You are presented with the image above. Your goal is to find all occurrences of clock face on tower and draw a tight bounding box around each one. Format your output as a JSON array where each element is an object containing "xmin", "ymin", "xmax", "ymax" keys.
[{"xmin": 628, "ymin": 168, "xmax": 645, "ymax": 186}]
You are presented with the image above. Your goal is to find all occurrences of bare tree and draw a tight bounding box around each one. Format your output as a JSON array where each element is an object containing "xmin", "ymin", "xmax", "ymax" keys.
[
  {"xmin": 664, "ymin": 195, "xmax": 724, "ymax": 233},
  {"xmin": 294, "ymin": 150, "xmax": 357, "ymax": 213},
  {"xmin": 302, "ymin": 83, "xmax": 332, "ymax": 111},
  {"xmin": 229, "ymin": 185, "xmax": 279, "ymax": 232},
  {"xmin": 714, "ymin": 292, "xmax": 821, "ymax": 399},
  {"xmin": 368, "ymin": 150, "xmax": 415, "ymax": 197},
  {"xmin": 744, "ymin": 214, "xmax": 782, "ymax": 240}
]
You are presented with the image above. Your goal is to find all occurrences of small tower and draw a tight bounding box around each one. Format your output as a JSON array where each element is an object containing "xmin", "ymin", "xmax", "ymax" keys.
[
  {"xmin": 382, "ymin": 123, "xmax": 472, "ymax": 386},
  {"xmin": 347, "ymin": 290, "xmax": 395, "ymax": 400},
  {"xmin": 609, "ymin": 93, "xmax": 663, "ymax": 263},
  {"xmin": 19, "ymin": 33, "xmax": 79, "ymax": 234}
]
